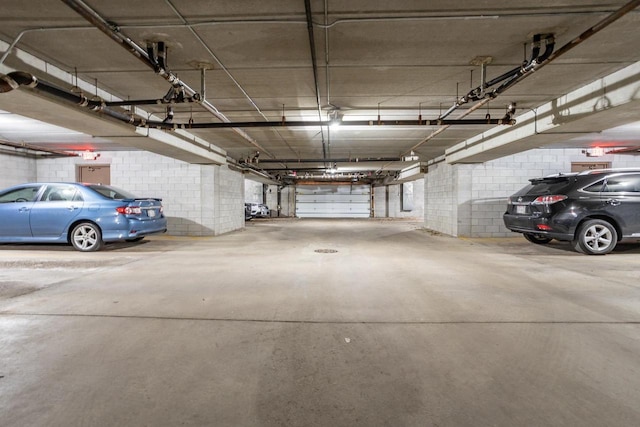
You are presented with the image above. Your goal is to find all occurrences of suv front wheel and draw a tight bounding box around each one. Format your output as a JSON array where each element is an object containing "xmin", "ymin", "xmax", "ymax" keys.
[{"xmin": 573, "ymin": 219, "xmax": 618, "ymax": 255}]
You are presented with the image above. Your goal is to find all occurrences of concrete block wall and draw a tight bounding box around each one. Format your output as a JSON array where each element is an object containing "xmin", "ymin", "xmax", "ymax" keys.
[
  {"xmin": 373, "ymin": 186, "xmax": 386, "ymax": 217},
  {"xmin": 424, "ymin": 162, "xmax": 458, "ymax": 236},
  {"xmin": 465, "ymin": 149, "xmax": 577, "ymax": 237},
  {"xmin": 426, "ymin": 148, "xmax": 640, "ymax": 237},
  {"xmin": 199, "ymin": 166, "xmax": 217, "ymax": 235},
  {"xmin": 388, "ymin": 179, "xmax": 425, "ymax": 218},
  {"xmin": 214, "ymin": 165, "xmax": 244, "ymax": 234},
  {"xmin": 244, "ymin": 179, "xmax": 263, "ymax": 203},
  {"xmin": 34, "ymin": 156, "xmax": 78, "ymax": 182},
  {"xmin": 266, "ymin": 185, "xmax": 278, "ymax": 216},
  {"xmin": 244, "ymin": 180, "xmax": 295, "ymax": 217},
  {"xmin": 280, "ymin": 186, "xmax": 295, "ymax": 217},
  {"xmin": 9, "ymin": 150, "xmax": 246, "ymax": 237},
  {"xmin": 107, "ymin": 151, "xmax": 213, "ymax": 235},
  {"xmin": 373, "ymin": 179, "xmax": 425, "ymax": 218},
  {"xmin": 0, "ymin": 153, "xmax": 36, "ymax": 189}
]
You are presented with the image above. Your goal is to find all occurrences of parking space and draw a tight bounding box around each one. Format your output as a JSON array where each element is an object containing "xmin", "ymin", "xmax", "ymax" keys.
[{"xmin": 1, "ymin": 219, "xmax": 639, "ymax": 426}]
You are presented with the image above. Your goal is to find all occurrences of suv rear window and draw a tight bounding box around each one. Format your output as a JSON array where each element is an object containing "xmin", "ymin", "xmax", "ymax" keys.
[{"xmin": 523, "ymin": 177, "xmax": 573, "ymax": 196}]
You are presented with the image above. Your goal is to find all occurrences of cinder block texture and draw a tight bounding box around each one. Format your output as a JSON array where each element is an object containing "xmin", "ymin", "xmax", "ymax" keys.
[
  {"xmin": 214, "ymin": 165, "xmax": 244, "ymax": 235},
  {"xmin": 373, "ymin": 186, "xmax": 386, "ymax": 217},
  {"xmin": 425, "ymin": 148, "xmax": 640, "ymax": 237},
  {"xmin": 0, "ymin": 153, "xmax": 37, "ymax": 188},
  {"xmin": 6, "ymin": 150, "xmax": 246, "ymax": 237},
  {"xmin": 244, "ymin": 179, "xmax": 263, "ymax": 203},
  {"xmin": 280, "ymin": 186, "xmax": 295, "ymax": 217},
  {"xmin": 388, "ymin": 180, "xmax": 425, "ymax": 219}
]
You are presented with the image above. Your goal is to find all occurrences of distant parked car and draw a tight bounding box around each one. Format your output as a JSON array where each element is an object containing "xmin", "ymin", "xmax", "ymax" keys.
[
  {"xmin": 244, "ymin": 203, "xmax": 252, "ymax": 221},
  {"xmin": 247, "ymin": 202, "xmax": 261, "ymax": 218},
  {"xmin": 246, "ymin": 202, "xmax": 270, "ymax": 218},
  {"xmin": 259, "ymin": 203, "xmax": 270, "ymax": 218},
  {"xmin": 503, "ymin": 169, "xmax": 640, "ymax": 255},
  {"xmin": 0, "ymin": 182, "xmax": 167, "ymax": 252}
]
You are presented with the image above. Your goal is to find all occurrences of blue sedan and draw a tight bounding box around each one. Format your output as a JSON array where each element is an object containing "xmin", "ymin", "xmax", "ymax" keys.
[{"xmin": 0, "ymin": 182, "xmax": 167, "ymax": 251}]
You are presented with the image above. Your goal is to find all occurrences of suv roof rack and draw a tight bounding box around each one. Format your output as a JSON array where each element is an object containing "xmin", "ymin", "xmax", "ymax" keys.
[{"xmin": 577, "ymin": 168, "xmax": 640, "ymax": 176}]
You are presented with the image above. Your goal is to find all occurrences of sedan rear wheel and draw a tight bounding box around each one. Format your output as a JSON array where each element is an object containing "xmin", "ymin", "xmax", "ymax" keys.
[
  {"xmin": 71, "ymin": 222, "xmax": 104, "ymax": 252},
  {"xmin": 523, "ymin": 233, "xmax": 552, "ymax": 245},
  {"xmin": 573, "ymin": 219, "xmax": 617, "ymax": 255}
]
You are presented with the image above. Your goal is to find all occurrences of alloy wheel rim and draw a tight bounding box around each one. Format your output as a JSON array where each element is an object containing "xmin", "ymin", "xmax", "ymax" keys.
[
  {"xmin": 74, "ymin": 226, "xmax": 97, "ymax": 249},
  {"xmin": 584, "ymin": 225, "xmax": 612, "ymax": 252}
]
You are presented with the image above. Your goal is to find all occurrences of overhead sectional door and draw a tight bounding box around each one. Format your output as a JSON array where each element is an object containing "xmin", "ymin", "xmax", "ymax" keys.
[{"xmin": 295, "ymin": 184, "xmax": 371, "ymax": 218}]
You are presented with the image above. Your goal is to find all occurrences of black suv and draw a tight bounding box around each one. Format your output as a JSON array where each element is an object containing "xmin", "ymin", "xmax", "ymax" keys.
[{"xmin": 503, "ymin": 169, "xmax": 640, "ymax": 255}]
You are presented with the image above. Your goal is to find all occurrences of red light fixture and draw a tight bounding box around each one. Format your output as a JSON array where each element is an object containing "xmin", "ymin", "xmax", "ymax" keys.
[
  {"xmin": 116, "ymin": 206, "xmax": 142, "ymax": 215},
  {"xmin": 532, "ymin": 195, "xmax": 567, "ymax": 205}
]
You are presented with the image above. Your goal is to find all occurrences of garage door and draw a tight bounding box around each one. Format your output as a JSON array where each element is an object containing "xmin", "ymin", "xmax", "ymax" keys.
[{"xmin": 296, "ymin": 184, "xmax": 371, "ymax": 218}]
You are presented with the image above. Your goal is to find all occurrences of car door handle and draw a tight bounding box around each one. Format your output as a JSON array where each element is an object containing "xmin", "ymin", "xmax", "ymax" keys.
[
  {"xmin": 18, "ymin": 207, "xmax": 30, "ymax": 212},
  {"xmin": 606, "ymin": 199, "xmax": 621, "ymax": 206},
  {"xmin": 68, "ymin": 205, "xmax": 79, "ymax": 211}
]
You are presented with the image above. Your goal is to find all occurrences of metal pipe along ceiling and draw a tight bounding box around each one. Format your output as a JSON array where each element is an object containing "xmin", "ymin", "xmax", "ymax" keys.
[
  {"xmin": 59, "ymin": 0, "xmax": 273, "ymax": 158},
  {"xmin": 304, "ymin": 0, "xmax": 328, "ymax": 164},
  {"xmin": 400, "ymin": 0, "xmax": 640, "ymax": 159},
  {"xmin": 0, "ymin": 72, "xmax": 515, "ymax": 129}
]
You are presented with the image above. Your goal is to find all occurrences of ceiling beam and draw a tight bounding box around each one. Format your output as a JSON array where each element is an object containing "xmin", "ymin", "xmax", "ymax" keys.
[{"xmin": 446, "ymin": 61, "xmax": 640, "ymax": 163}]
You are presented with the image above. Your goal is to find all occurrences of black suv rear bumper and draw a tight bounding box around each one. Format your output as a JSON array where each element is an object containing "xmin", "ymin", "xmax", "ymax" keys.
[{"xmin": 503, "ymin": 213, "xmax": 574, "ymax": 241}]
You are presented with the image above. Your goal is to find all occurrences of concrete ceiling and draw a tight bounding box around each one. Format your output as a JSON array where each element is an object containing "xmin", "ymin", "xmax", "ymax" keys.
[{"xmin": 1, "ymin": 0, "xmax": 640, "ymax": 179}]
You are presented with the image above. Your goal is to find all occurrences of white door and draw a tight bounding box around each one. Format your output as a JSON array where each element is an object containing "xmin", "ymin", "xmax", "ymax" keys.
[{"xmin": 295, "ymin": 184, "xmax": 371, "ymax": 218}]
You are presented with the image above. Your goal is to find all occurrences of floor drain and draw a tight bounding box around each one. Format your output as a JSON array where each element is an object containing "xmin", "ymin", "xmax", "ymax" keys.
[{"xmin": 315, "ymin": 249, "xmax": 338, "ymax": 253}]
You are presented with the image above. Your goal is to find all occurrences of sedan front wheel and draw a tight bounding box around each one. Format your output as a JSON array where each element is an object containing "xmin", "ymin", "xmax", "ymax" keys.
[
  {"xmin": 573, "ymin": 219, "xmax": 617, "ymax": 255},
  {"xmin": 71, "ymin": 222, "xmax": 104, "ymax": 252}
]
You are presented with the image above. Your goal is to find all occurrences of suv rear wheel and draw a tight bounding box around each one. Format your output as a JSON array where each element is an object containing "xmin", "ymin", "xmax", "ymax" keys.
[
  {"xmin": 573, "ymin": 219, "xmax": 618, "ymax": 255},
  {"xmin": 523, "ymin": 233, "xmax": 552, "ymax": 244}
]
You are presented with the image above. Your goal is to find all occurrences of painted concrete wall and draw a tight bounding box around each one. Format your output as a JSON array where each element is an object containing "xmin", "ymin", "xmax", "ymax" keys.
[
  {"xmin": 424, "ymin": 162, "xmax": 459, "ymax": 236},
  {"xmin": 388, "ymin": 179, "xmax": 425, "ymax": 218},
  {"xmin": 244, "ymin": 182, "xmax": 303, "ymax": 217},
  {"xmin": 373, "ymin": 186, "xmax": 386, "ymax": 217},
  {"xmin": 0, "ymin": 150, "xmax": 245, "ymax": 236},
  {"xmin": 214, "ymin": 165, "xmax": 245, "ymax": 235},
  {"xmin": 244, "ymin": 179, "xmax": 263, "ymax": 204},
  {"xmin": 425, "ymin": 148, "xmax": 640, "ymax": 237},
  {"xmin": 266, "ymin": 185, "xmax": 278, "ymax": 217},
  {"xmin": 4, "ymin": 147, "xmax": 639, "ymax": 239},
  {"xmin": 373, "ymin": 179, "xmax": 425, "ymax": 218},
  {"xmin": 280, "ymin": 186, "xmax": 295, "ymax": 217},
  {"xmin": 0, "ymin": 153, "xmax": 36, "ymax": 189}
]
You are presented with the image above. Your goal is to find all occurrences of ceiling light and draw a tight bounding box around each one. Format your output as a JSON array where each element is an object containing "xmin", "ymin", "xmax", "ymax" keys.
[{"xmin": 328, "ymin": 110, "xmax": 343, "ymax": 128}]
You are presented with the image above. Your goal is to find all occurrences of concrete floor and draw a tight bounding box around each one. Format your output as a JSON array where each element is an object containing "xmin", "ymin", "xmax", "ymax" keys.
[{"xmin": 1, "ymin": 219, "xmax": 639, "ymax": 427}]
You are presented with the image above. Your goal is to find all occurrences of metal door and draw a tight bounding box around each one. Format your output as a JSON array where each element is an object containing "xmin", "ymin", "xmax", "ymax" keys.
[
  {"xmin": 79, "ymin": 165, "xmax": 110, "ymax": 185},
  {"xmin": 295, "ymin": 184, "xmax": 371, "ymax": 218}
]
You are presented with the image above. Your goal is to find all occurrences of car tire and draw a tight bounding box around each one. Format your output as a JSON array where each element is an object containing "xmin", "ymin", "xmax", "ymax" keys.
[
  {"xmin": 523, "ymin": 233, "xmax": 552, "ymax": 245},
  {"xmin": 70, "ymin": 222, "xmax": 104, "ymax": 252},
  {"xmin": 573, "ymin": 219, "xmax": 618, "ymax": 255}
]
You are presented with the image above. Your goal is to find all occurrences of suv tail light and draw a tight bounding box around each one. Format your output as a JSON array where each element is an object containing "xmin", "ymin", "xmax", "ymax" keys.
[
  {"xmin": 116, "ymin": 206, "xmax": 142, "ymax": 215},
  {"xmin": 531, "ymin": 195, "xmax": 567, "ymax": 205}
]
